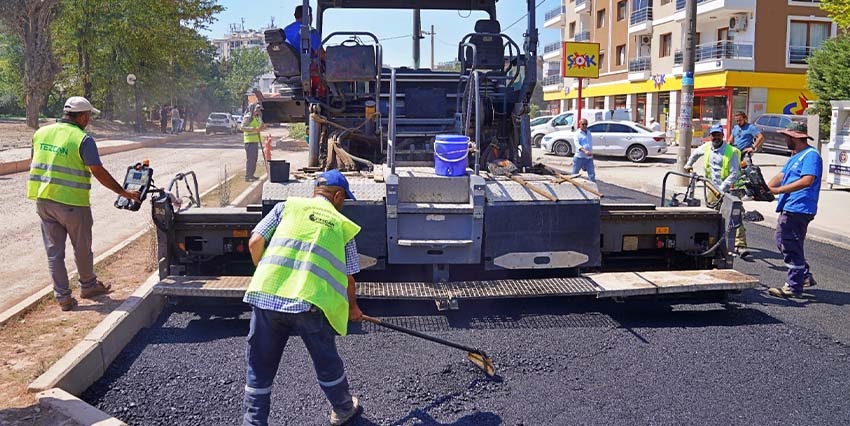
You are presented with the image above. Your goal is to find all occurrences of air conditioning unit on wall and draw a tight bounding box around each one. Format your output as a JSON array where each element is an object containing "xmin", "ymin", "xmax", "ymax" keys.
[
  {"xmin": 640, "ymin": 35, "xmax": 651, "ymax": 45},
  {"xmin": 729, "ymin": 14, "xmax": 748, "ymax": 32}
]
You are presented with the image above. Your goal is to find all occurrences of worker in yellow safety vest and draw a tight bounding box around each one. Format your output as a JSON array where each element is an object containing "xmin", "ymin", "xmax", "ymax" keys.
[
  {"xmin": 684, "ymin": 123, "xmax": 751, "ymax": 259},
  {"xmin": 242, "ymin": 103, "xmax": 266, "ymax": 182},
  {"xmin": 27, "ymin": 96, "xmax": 141, "ymax": 311},
  {"xmin": 242, "ymin": 169, "xmax": 364, "ymax": 426}
]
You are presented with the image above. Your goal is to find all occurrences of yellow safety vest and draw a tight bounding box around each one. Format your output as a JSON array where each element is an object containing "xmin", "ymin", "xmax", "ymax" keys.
[
  {"xmin": 27, "ymin": 122, "xmax": 92, "ymax": 207},
  {"xmin": 246, "ymin": 197, "xmax": 361, "ymax": 335},
  {"xmin": 243, "ymin": 116, "xmax": 262, "ymax": 143},
  {"xmin": 703, "ymin": 142, "xmax": 740, "ymax": 182}
]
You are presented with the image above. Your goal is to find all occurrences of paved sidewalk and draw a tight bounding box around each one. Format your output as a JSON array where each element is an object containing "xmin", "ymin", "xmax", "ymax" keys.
[{"xmin": 536, "ymin": 147, "xmax": 850, "ymax": 249}]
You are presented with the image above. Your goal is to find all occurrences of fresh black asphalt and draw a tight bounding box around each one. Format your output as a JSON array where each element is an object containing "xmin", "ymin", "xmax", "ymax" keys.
[{"xmin": 82, "ymin": 181, "xmax": 850, "ymax": 426}]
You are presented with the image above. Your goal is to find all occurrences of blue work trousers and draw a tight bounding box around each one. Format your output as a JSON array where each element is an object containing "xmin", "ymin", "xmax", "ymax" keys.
[
  {"xmin": 572, "ymin": 157, "xmax": 596, "ymax": 182},
  {"xmin": 775, "ymin": 212, "xmax": 814, "ymax": 291},
  {"xmin": 242, "ymin": 307, "xmax": 354, "ymax": 426}
]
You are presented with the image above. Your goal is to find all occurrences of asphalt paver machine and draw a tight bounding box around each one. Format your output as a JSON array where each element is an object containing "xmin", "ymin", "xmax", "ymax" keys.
[{"xmin": 152, "ymin": 0, "xmax": 757, "ymax": 307}]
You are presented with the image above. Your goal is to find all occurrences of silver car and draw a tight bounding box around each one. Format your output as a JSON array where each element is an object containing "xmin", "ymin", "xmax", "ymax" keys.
[
  {"xmin": 542, "ymin": 120, "xmax": 668, "ymax": 163},
  {"xmin": 753, "ymin": 113, "xmax": 807, "ymax": 155}
]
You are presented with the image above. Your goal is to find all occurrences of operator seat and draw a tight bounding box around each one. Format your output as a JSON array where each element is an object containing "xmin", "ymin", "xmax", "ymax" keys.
[
  {"xmin": 463, "ymin": 19, "xmax": 505, "ymax": 72},
  {"xmin": 264, "ymin": 28, "xmax": 300, "ymax": 82}
]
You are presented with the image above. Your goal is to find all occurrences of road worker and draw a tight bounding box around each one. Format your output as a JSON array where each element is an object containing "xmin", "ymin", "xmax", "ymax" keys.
[{"xmin": 242, "ymin": 103, "xmax": 265, "ymax": 182}]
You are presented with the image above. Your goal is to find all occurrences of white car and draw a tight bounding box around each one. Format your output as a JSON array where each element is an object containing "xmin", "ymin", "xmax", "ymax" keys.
[
  {"xmin": 531, "ymin": 109, "xmax": 632, "ymax": 148},
  {"xmin": 541, "ymin": 120, "xmax": 668, "ymax": 163}
]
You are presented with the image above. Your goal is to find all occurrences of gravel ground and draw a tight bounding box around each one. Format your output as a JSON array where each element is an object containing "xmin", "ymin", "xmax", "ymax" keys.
[{"xmin": 81, "ymin": 181, "xmax": 850, "ymax": 426}]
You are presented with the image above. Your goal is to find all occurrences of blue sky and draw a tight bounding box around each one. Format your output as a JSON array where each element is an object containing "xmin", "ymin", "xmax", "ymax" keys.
[{"xmin": 201, "ymin": 0, "xmax": 560, "ymax": 66}]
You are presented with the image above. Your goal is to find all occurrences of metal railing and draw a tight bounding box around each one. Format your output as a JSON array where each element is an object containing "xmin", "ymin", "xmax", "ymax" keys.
[
  {"xmin": 789, "ymin": 45, "xmax": 817, "ymax": 64},
  {"xmin": 673, "ymin": 41, "xmax": 754, "ymax": 64},
  {"xmin": 542, "ymin": 75, "xmax": 563, "ymax": 86},
  {"xmin": 388, "ymin": 68, "xmax": 397, "ymax": 174},
  {"xmin": 629, "ymin": 7, "xmax": 653, "ymax": 26},
  {"xmin": 575, "ymin": 31, "xmax": 591, "ymax": 42},
  {"xmin": 676, "ymin": 0, "xmax": 711, "ymax": 11},
  {"xmin": 544, "ymin": 41, "xmax": 562, "ymax": 54},
  {"xmin": 628, "ymin": 56, "xmax": 651, "ymax": 72},
  {"xmin": 545, "ymin": 6, "xmax": 566, "ymax": 21},
  {"xmin": 576, "ymin": 0, "xmax": 589, "ymax": 8}
]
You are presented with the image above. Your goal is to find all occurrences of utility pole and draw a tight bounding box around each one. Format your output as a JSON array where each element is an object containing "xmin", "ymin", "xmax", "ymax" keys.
[
  {"xmin": 413, "ymin": 9, "xmax": 422, "ymax": 69},
  {"xmin": 420, "ymin": 25, "xmax": 436, "ymax": 69},
  {"xmin": 676, "ymin": 0, "xmax": 697, "ymax": 185}
]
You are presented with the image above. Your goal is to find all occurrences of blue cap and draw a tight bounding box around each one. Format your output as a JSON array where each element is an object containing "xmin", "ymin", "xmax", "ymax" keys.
[
  {"xmin": 316, "ymin": 169, "xmax": 356, "ymax": 200},
  {"xmin": 709, "ymin": 123, "xmax": 724, "ymax": 135}
]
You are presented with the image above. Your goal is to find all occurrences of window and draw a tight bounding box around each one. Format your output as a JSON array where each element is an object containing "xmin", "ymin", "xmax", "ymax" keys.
[
  {"xmin": 617, "ymin": 1, "xmax": 627, "ymax": 21},
  {"xmin": 599, "ymin": 52, "xmax": 605, "ymax": 69},
  {"xmin": 661, "ymin": 0, "xmax": 672, "ymax": 4},
  {"xmin": 569, "ymin": 22, "xmax": 576, "ymax": 38},
  {"xmin": 616, "ymin": 44, "xmax": 626, "ymax": 66},
  {"xmin": 608, "ymin": 124, "xmax": 637, "ymax": 133},
  {"xmin": 789, "ymin": 20, "xmax": 832, "ymax": 64},
  {"xmin": 588, "ymin": 123, "xmax": 608, "ymax": 133},
  {"xmin": 660, "ymin": 33, "xmax": 672, "ymax": 57},
  {"xmin": 597, "ymin": 9, "xmax": 606, "ymax": 28}
]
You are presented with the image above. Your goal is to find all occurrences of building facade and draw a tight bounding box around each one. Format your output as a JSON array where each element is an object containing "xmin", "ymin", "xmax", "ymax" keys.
[
  {"xmin": 212, "ymin": 29, "xmax": 277, "ymax": 94},
  {"xmin": 541, "ymin": 0, "xmax": 834, "ymax": 137}
]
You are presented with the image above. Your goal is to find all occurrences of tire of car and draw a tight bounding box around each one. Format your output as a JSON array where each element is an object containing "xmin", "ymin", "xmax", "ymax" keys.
[
  {"xmin": 626, "ymin": 144, "xmax": 648, "ymax": 163},
  {"xmin": 205, "ymin": 129, "xmax": 210, "ymax": 135},
  {"xmin": 553, "ymin": 140, "xmax": 573, "ymax": 157},
  {"xmin": 533, "ymin": 134, "xmax": 543, "ymax": 148}
]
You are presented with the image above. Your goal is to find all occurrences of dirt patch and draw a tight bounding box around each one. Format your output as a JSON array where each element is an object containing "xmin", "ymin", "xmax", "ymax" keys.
[
  {"xmin": 0, "ymin": 168, "xmax": 249, "ymax": 424},
  {"xmin": 0, "ymin": 118, "xmax": 138, "ymax": 152}
]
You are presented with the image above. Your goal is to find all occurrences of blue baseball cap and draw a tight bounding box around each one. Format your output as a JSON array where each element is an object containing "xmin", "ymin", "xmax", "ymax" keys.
[
  {"xmin": 317, "ymin": 169, "xmax": 356, "ymax": 200},
  {"xmin": 709, "ymin": 123, "xmax": 724, "ymax": 135}
]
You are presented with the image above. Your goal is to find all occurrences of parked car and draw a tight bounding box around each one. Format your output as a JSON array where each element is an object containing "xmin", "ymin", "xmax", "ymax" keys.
[
  {"xmin": 206, "ymin": 113, "xmax": 234, "ymax": 135},
  {"xmin": 753, "ymin": 113, "xmax": 807, "ymax": 155},
  {"xmin": 530, "ymin": 115, "xmax": 553, "ymax": 127},
  {"xmin": 541, "ymin": 120, "xmax": 667, "ymax": 163},
  {"xmin": 231, "ymin": 114, "xmax": 243, "ymax": 132},
  {"xmin": 531, "ymin": 109, "xmax": 631, "ymax": 147}
]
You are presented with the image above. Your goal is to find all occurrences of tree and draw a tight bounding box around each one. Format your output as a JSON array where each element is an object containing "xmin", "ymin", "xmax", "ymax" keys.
[
  {"xmin": 821, "ymin": 0, "xmax": 850, "ymax": 30},
  {"xmin": 0, "ymin": 0, "xmax": 61, "ymax": 128},
  {"xmin": 0, "ymin": 32, "xmax": 25, "ymax": 115},
  {"xmin": 222, "ymin": 48, "xmax": 271, "ymax": 107},
  {"xmin": 806, "ymin": 34, "xmax": 850, "ymax": 138}
]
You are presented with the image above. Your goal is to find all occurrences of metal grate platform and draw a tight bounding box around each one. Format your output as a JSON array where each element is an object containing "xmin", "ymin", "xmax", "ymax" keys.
[{"xmin": 152, "ymin": 270, "xmax": 758, "ymax": 301}]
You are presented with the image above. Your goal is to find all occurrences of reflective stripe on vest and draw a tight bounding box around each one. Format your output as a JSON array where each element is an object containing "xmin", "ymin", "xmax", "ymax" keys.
[
  {"xmin": 703, "ymin": 142, "xmax": 739, "ymax": 182},
  {"xmin": 27, "ymin": 122, "xmax": 92, "ymax": 206},
  {"xmin": 243, "ymin": 117, "xmax": 262, "ymax": 143},
  {"xmin": 246, "ymin": 197, "xmax": 361, "ymax": 335}
]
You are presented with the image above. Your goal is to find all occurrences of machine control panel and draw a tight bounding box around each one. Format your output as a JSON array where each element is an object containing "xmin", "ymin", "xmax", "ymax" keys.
[{"xmin": 115, "ymin": 161, "xmax": 153, "ymax": 211}]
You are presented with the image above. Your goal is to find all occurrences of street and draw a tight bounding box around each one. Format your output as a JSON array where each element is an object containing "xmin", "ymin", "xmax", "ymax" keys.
[
  {"xmin": 0, "ymin": 128, "xmax": 298, "ymax": 313},
  {"xmin": 79, "ymin": 175, "xmax": 850, "ymax": 426}
]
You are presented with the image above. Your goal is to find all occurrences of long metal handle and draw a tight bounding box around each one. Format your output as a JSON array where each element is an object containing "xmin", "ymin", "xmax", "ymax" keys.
[
  {"xmin": 474, "ymin": 71, "xmax": 481, "ymax": 175},
  {"xmin": 361, "ymin": 315, "xmax": 482, "ymax": 354},
  {"xmin": 388, "ymin": 68, "xmax": 397, "ymax": 175}
]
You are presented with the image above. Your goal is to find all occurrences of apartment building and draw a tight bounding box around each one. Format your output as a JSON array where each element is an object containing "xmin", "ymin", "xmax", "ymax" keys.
[{"xmin": 541, "ymin": 0, "xmax": 834, "ymax": 136}]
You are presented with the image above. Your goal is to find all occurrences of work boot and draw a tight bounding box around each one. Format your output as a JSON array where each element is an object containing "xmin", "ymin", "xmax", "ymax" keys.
[
  {"xmin": 735, "ymin": 247, "xmax": 752, "ymax": 260},
  {"xmin": 58, "ymin": 297, "xmax": 78, "ymax": 312},
  {"xmin": 80, "ymin": 281, "xmax": 112, "ymax": 299},
  {"xmin": 329, "ymin": 396, "xmax": 362, "ymax": 426},
  {"xmin": 804, "ymin": 275, "xmax": 817, "ymax": 288},
  {"xmin": 767, "ymin": 284, "xmax": 803, "ymax": 299}
]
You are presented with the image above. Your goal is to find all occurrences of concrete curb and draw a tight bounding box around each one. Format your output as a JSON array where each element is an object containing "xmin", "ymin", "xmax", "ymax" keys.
[
  {"xmin": 0, "ymin": 132, "xmax": 194, "ymax": 176},
  {"xmin": 37, "ymin": 388, "xmax": 126, "ymax": 425},
  {"xmin": 230, "ymin": 174, "xmax": 268, "ymax": 207},
  {"xmin": 29, "ymin": 273, "xmax": 165, "ymax": 395}
]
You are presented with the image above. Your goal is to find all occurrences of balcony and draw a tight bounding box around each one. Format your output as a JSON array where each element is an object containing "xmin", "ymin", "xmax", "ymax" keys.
[
  {"xmin": 674, "ymin": 0, "xmax": 756, "ymax": 20},
  {"xmin": 544, "ymin": 6, "xmax": 566, "ymax": 28},
  {"xmin": 628, "ymin": 57, "xmax": 651, "ymax": 81},
  {"xmin": 672, "ymin": 41, "xmax": 755, "ymax": 73},
  {"xmin": 575, "ymin": 0, "xmax": 590, "ymax": 14},
  {"xmin": 542, "ymin": 74, "xmax": 564, "ymax": 92},
  {"xmin": 575, "ymin": 31, "xmax": 591, "ymax": 42},
  {"xmin": 628, "ymin": 7, "xmax": 653, "ymax": 34},
  {"xmin": 543, "ymin": 41, "xmax": 562, "ymax": 59},
  {"xmin": 788, "ymin": 45, "xmax": 817, "ymax": 66}
]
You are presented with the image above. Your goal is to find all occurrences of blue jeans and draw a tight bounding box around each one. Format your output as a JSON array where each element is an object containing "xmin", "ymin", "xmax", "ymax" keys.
[
  {"xmin": 171, "ymin": 119, "xmax": 180, "ymax": 134},
  {"xmin": 572, "ymin": 156, "xmax": 596, "ymax": 182},
  {"xmin": 243, "ymin": 306, "xmax": 354, "ymax": 426},
  {"xmin": 775, "ymin": 212, "xmax": 814, "ymax": 291}
]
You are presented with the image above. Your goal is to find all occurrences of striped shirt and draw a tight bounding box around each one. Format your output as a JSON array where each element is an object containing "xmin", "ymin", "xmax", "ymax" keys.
[{"xmin": 243, "ymin": 198, "xmax": 360, "ymax": 313}]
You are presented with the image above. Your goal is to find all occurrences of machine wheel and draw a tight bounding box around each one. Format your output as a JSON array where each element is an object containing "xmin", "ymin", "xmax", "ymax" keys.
[
  {"xmin": 553, "ymin": 140, "xmax": 572, "ymax": 157},
  {"xmin": 533, "ymin": 134, "xmax": 544, "ymax": 148},
  {"xmin": 627, "ymin": 144, "xmax": 648, "ymax": 163}
]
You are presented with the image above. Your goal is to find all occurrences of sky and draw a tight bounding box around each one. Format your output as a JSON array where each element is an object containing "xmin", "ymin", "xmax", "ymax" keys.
[{"xmin": 200, "ymin": 0, "xmax": 561, "ymax": 67}]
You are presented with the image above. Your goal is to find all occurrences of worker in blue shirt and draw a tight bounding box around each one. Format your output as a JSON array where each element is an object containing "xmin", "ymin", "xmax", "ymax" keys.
[
  {"xmin": 728, "ymin": 111, "xmax": 763, "ymax": 164},
  {"xmin": 284, "ymin": 5, "xmax": 322, "ymax": 57},
  {"xmin": 572, "ymin": 118, "xmax": 595, "ymax": 181},
  {"xmin": 766, "ymin": 122, "xmax": 822, "ymax": 298}
]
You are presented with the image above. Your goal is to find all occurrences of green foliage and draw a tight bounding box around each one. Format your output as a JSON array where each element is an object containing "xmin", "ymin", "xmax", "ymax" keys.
[
  {"xmin": 821, "ymin": 0, "xmax": 850, "ymax": 30},
  {"xmin": 222, "ymin": 48, "xmax": 272, "ymax": 107},
  {"xmin": 806, "ymin": 33, "xmax": 850, "ymax": 138},
  {"xmin": 0, "ymin": 33, "xmax": 24, "ymax": 114},
  {"xmin": 288, "ymin": 123, "xmax": 307, "ymax": 141}
]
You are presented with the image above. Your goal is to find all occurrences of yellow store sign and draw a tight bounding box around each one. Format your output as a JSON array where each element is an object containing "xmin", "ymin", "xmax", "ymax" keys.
[{"xmin": 562, "ymin": 42, "xmax": 600, "ymax": 79}]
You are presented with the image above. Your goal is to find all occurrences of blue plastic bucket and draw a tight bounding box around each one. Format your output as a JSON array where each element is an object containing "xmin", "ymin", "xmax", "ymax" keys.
[{"xmin": 434, "ymin": 135, "xmax": 469, "ymax": 176}]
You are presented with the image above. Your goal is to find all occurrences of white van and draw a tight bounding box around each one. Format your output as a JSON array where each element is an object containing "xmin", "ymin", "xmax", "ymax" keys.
[{"xmin": 531, "ymin": 109, "xmax": 631, "ymax": 147}]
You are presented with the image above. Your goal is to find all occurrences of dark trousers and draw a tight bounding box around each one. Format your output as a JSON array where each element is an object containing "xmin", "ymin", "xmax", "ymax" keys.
[
  {"xmin": 242, "ymin": 307, "xmax": 353, "ymax": 426},
  {"xmin": 36, "ymin": 199, "xmax": 98, "ymax": 300},
  {"xmin": 160, "ymin": 120, "xmax": 167, "ymax": 133},
  {"xmin": 775, "ymin": 211, "xmax": 814, "ymax": 291},
  {"xmin": 245, "ymin": 142, "xmax": 259, "ymax": 179}
]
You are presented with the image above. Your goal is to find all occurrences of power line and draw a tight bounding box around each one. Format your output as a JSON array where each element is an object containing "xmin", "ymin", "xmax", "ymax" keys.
[
  {"xmin": 503, "ymin": 0, "xmax": 550, "ymax": 32},
  {"xmin": 379, "ymin": 34, "xmax": 413, "ymax": 41}
]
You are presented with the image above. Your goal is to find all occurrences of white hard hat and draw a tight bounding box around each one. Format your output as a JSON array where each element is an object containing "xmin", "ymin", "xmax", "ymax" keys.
[{"xmin": 64, "ymin": 96, "xmax": 101, "ymax": 115}]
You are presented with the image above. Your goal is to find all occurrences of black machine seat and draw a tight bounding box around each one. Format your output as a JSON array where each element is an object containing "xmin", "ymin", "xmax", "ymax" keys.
[
  {"xmin": 463, "ymin": 19, "xmax": 505, "ymax": 72},
  {"xmin": 264, "ymin": 28, "xmax": 300, "ymax": 80}
]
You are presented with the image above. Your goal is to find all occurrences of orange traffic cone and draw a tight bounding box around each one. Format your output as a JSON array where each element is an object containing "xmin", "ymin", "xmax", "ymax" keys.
[{"xmin": 263, "ymin": 134, "xmax": 273, "ymax": 161}]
